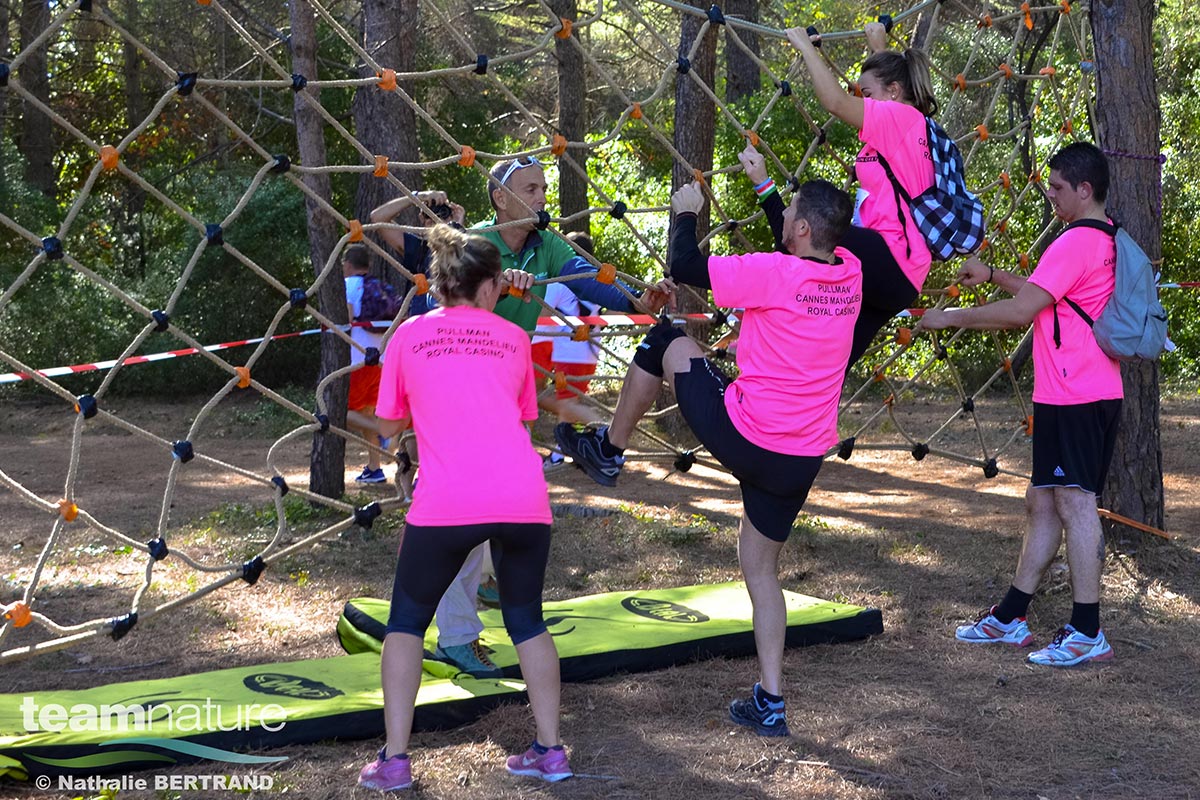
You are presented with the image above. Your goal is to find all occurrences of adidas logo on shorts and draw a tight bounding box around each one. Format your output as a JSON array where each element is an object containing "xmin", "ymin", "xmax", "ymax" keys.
[{"xmin": 1053, "ymin": 466, "xmax": 1066, "ymax": 477}]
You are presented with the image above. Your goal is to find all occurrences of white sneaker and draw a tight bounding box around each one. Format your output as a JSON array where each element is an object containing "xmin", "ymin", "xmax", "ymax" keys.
[
  {"xmin": 1028, "ymin": 625, "xmax": 1114, "ymax": 667},
  {"xmin": 954, "ymin": 606, "xmax": 1034, "ymax": 646}
]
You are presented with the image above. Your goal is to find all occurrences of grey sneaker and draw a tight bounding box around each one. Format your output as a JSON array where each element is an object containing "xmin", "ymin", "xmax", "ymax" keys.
[
  {"xmin": 433, "ymin": 639, "xmax": 503, "ymax": 678},
  {"xmin": 553, "ymin": 423, "xmax": 624, "ymax": 487}
]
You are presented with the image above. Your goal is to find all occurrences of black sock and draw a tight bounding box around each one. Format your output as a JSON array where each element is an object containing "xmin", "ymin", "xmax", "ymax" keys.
[
  {"xmin": 754, "ymin": 683, "xmax": 784, "ymax": 705},
  {"xmin": 1069, "ymin": 603, "xmax": 1101, "ymax": 638},
  {"xmin": 598, "ymin": 428, "xmax": 624, "ymax": 458},
  {"xmin": 531, "ymin": 740, "xmax": 549, "ymax": 755},
  {"xmin": 993, "ymin": 585, "xmax": 1034, "ymax": 624}
]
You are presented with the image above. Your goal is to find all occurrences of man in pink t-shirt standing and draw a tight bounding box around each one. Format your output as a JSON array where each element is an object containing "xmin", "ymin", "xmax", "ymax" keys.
[
  {"xmin": 556, "ymin": 179, "xmax": 861, "ymax": 737},
  {"xmin": 922, "ymin": 143, "xmax": 1122, "ymax": 667}
]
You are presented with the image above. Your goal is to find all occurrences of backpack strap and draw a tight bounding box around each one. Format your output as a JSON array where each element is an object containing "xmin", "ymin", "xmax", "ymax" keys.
[
  {"xmin": 873, "ymin": 152, "xmax": 912, "ymax": 259},
  {"xmin": 1051, "ymin": 218, "xmax": 1111, "ymax": 347}
]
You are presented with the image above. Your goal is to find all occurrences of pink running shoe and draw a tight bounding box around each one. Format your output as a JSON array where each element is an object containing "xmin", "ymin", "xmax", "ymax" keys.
[
  {"xmin": 358, "ymin": 748, "xmax": 412, "ymax": 791},
  {"xmin": 505, "ymin": 743, "xmax": 573, "ymax": 782},
  {"xmin": 955, "ymin": 606, "xmax": 1034, "ymax": 646}
]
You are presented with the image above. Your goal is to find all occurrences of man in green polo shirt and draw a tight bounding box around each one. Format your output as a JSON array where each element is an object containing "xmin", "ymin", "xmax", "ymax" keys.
[{"xmin": 474, "ymin": 156, "xmax": 671, "ymax": 330}]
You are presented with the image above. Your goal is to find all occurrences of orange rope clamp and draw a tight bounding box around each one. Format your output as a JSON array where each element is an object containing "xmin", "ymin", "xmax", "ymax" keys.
[
  {"xmin": 4, "ymin": 602, "xmax": 32, "ymax": 628},
  {"xmin": 551, "ymin": 134, "xmax": 568, "ymax": 157},
  {"xmin": 630, "ymin": 102, "xmax": 643, "ymax": 120},
  {"xmin": 596, "ymin": 262, "xmax": 617, "ymax": 284},
  {"xmin": 1019, "ymin": 253, "xmax": 1030, "ymax": 270},
  {"xmin": 556, "ymin": 18, "xmax": 573, "ymax": 39},
  {"xmin": 894, "ymin": 327, "xmax": 912, "ymax": 346},
  {"xmin": 1024, "ymin": 415, "xmax": 1034, "ymax": 436},
  {"xmin": 872, "ymin": 366, "xmax": 886, "ymax": 383},
  {"xmin": 692, "ymin": 169, "xmax": 706, "ymax": 185},
  {"xmin": 1029, "ymin": 171, "xmax": 1041, "ymax": 183},
  {"xmin": 1000, "ymin": 171, "xmax": 1011, "ymax": 190},
  {"xmin": 373, "ymin": 155, "xmax": 389, "ymax": 177},
  {"xmin": 377, "ymin": 69, "xmax": 397, "ymax": 91},
  {"xmin": 572, "ymin": 324, "xmax": 590, "ymax": 342},
  {"xmin": 348, "ymin": 219, "xmax": 364, "ymax": 242},
  {"xmin": 1061, "ymin": 120, "xmax": 1073, "ymax": 134},
  {"xmin": 58, "ymin": 498, "xmax": 78, "ymax": 522},
  {"xmin": 1040, "ymin": 66, "xmax": 1057, "ymax": 77},
  {"xmin": 947, "ymin": 284, "xmax": 961, "ymax": 298},
  {"xmin": 1002, "ymin": 358, "xmax": 1012, "ymax": 373},
  {"xmin": 554, "ymin": 370, "xmax": 568, "ymax": 393},
  {"xmin": 100, "ymin": 145, "xmax": 119, "ymax": 170},
  {"xmin": 508, "ymin": 285, "xmax": 526, "ymax": 299},
  {"xmin": 849, "ymin": 81, "xmax": 862, "ymax": 97},
  {"xmin": 953, "ymin": 74, "xmax": 967, "ymax": 92},
  {"xmin": 978, "ymin": 13, "xmax": 992, "ymax": 28},
  {"xmin": 746, "ymin": 130, "xmax": 760, "ymax": 147},
  {"xmin": 235, "ymin": 366, "xmax": 251, "ymax": 388},
  {"xmin": 884, "ymin": 393, "xmax": 895, "ymax": 407},
  {"xmin": 457, "ymin": 146, "xmax": 476, "ymax": 167},
  {"xmin": 197, "ymin": 0, "xmax": 212, "ymax": 5},
  {"xmin": 413, "ymin": 273, "xmax": 429, "ymax": 295},
  {"xmin": 979, "ymin": 238, "xmax": 990, "ymax": 252},
  {"xmin": 999, "ymin": 63, "xmax": 1013, "ymax": 80},
  {"xmin": 998, "ymin": 220, "xmax": 1008, "ymax": 233},
  {"xmin": 1060, "ymin": 0, "xmax": 1071, "ymax": 13},
  {"xmin": 1022, "ymin": 2, "xmax": 1033, "ymax": 30},
  {"xmin": 975, "ymin": 124, "xmax": 989, "ymax": 141}
]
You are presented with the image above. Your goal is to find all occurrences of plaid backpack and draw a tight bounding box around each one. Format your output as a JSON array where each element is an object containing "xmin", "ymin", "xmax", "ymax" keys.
[{"xmin": 875, "ymin": 117, "xmax": 986, "ymax": 261}]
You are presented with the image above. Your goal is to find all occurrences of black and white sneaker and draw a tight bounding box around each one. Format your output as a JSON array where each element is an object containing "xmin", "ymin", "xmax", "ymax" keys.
[{"xmin": 553, "ymin": 423, "xmax": 624, "ymax": 487}]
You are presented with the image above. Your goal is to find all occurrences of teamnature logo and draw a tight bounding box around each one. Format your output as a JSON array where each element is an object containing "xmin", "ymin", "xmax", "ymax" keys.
[{"xmin": 620, "ymin": 597, "xmax": 710, "ymax": 624}]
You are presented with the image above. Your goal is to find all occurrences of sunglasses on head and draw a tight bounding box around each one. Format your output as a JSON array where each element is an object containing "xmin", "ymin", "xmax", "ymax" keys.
[{"xmin": 496, "ymin": 156, "xmax": 543, "ymax": 187}]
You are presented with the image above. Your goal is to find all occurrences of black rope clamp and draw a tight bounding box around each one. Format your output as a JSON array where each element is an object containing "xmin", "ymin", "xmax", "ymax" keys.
[
  {"xmin": 80, "ymin": 0, "xmax": 92, "ymax": 11},
  {"xmin": 817, "ymin": 129, "xmax": 828, "ymax": 145},
  {"xmin": 711, "ymin": 309, "xmax": 729, "ymax": 328},
  {"xmin": 108, "ymin": 612, "xmax": 138, "ymax": 641},
  {"xmin": 837, "ymin": 437, "xmax": 856, "ymax": 460},
  {"xmin": 474, "ymin": 54, "xmax": 489, "ymax": 75},
  {"xmin": 355, "ymin": 502, "xmax": 383, "ymax": 529},
  {"xmin": 272, "ymin": 475, "xmax": 289, "ymax": 496},
  {"xmin": 314, "ymin": 412, "xmax": 329, "ymax": 432},
  {"xmin": 76, "ymin": 394, "xmax": 98, "ymax": 419},
  {"xmin": 674, "ymin": 450, "xmax": 696, "ymax": 473},
  {"xmin": 961, "ymin": 397, "xmax": 975, "ymax": 413},
  {"xmin": 290, "ymin": 73, "xmax": 308, "ymax": 92},
  {"xmin": 397, "ymin": 450, "xmax": 413, "ymax": 475},
  {"xmin": 241, "ymin": 555, "xmax": 266, "ymax": 585},
  {"xmin": 786, "ymin": 176, "xmax": 801, "ymax": 193},
  {"xmin": 270, "ymin": 154, "xmax": 291, "ymax": 173},
  {"xmin": 175, "ymin": 71, "xmax": 198, "ymax": 96},
  {"xmin": 289, "ymin": 288, "xmax": 308, "ymax": 309},
  {"xmin": 205, "ymin": 223, "xmax": 224, "ymax": 245},
  {"xmin": 0, "ymin": 64, "xmax": 9, "ymax": 87},
  {"xmin": 878, "ymin": 13, "xmax": 894, "ymax": 33},
  {"xmin": 364, "ymin": 347, "xmax": 381, "ymax": 366},
  {"xmin": 777, "ymin": 79, "xmax": 792, "ymax": 97},
  {"xmin": 171, "ymin": 440, "xmax": 194, "ymax": 463},
  {"xmin": 42, "ymin": 237, "xmax": 63, "ymax": 260},
  {"xmin": 934, "ymin": 345, "xmax": 948, "ymax": 360},
  {"xmin": 676, "ymin": 56, "xmax": 691, "ymax": 75},
  {"xmin": 706, "ymin": 5, "xmax": 725, "ymax": 24},
  {"xmin": 151, "ymin": 309, "xmax": 170, "ymax": 332},
  {"xmin": 725, "ymin": 219, "xmax": 740, "ymax": 232},
  {"xmin": 911, "ymin": 442, "xmax": 929, "ymax": 461},
  {"xmin": 535, "ymin": 210, "xmax": 551, "ymax": 230},
  {"xmin": 147, "ymin": 537, "xmax": 169, "ymax": 561},
  {"xmin": 610, "ymin": 201, "xmax": 627, "ymax": 220},
  {"xmin": 982, "ymin": 458, "xmax": 999, "ymax": 479},
  {"xmin": 806, "ymin": 25, "xmax": 822, "ymax": 47}
]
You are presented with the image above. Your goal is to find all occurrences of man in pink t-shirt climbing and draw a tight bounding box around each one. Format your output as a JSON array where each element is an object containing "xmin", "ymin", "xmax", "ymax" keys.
[
  {"xmin": 922, "ymin": 142, "xmax": 1122, "ymax": 667},
  {"xmin": 556, "ymin": 178, "xmax": 862, "ymax": 737}
]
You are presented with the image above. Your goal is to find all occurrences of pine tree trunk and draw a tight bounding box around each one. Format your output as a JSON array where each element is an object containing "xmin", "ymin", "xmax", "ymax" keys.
[
  {"xmin": 353, "ymin": 0, "xmax": 421, "ymax": 278},
  {"xmin": 1090, "ymin": 0, "xmax": 1164, "ymax": 531},
  {"xmin": 291, "ymin": 0, "xmax": 348, "ymax": 500},
  {"xmin": 551, "ymin": 0, "xmax": 588, "ymax": 235},
  {"xmin": 723, "ymin": 0, "xmax": 760, "ymax": 105},
  {"xmin": 18, "ymin": 0, "xmax": 55, "ymax": 197}
]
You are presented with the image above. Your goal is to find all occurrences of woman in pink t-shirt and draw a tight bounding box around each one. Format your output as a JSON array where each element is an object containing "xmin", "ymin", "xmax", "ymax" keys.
[
  {"xmin": 357, "ymin": 225, "xmax": 572, "ymax": 790},
  {"xmin": 775, "ymin": 22, "xmax": 939, "ymax": 368}
]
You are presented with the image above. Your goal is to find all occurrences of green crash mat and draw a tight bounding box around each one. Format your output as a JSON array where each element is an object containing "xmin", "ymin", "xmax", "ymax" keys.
[
  {"xmin": 0, "ymin": 652, "xmax": 523, "ymax": 780},
  {"xmin": 339, "ymin": 581, "xmax": 883, "ymax": 682}
]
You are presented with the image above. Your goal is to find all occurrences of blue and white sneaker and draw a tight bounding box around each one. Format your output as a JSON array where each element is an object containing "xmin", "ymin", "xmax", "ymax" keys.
[
  {"xmin": 729, "ymin": 683, "xmax": 790, "ymax": 737},
  {"xmin": 955, "ymin": 606, "xmax": 1034, "ymax": 646},
  {"xmin": 354, "ymin": 466, "xmax": 386, "ymax": 484},
  {"xmin": 553, "ymin": 423, "xmax": 624, "ymax": 487},
  {"xmin": 1027, "ymin": 625, "xmax": 1114, "ymax": 667}
]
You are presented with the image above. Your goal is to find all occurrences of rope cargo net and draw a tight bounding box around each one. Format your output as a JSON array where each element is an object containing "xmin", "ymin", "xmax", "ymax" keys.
[{"xmin": 0, "ymin": 0, "xmax": 1095, "ymax": 660}]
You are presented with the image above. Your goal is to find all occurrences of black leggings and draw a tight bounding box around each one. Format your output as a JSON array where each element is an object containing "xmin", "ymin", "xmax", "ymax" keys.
[
  {"xmin": 840, "ymin": 226, "xmax": 921, "ymax": 370},
  {"xmin": 386, "ymin": 521, "xmax": 551, "ymax": 645}
]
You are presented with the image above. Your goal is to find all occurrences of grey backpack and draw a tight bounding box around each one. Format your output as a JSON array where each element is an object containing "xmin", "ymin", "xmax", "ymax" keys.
[{"xmin": 1056, "ymin": 219, "xmax": 1169, "ymax": 362}]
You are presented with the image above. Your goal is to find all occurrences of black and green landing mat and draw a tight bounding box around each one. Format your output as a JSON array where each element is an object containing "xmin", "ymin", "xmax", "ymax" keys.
[
  {"xmin": 339, "ymin": 581, "xmax": 883, "ymax": 681},
  {"xmin": 1, "ymin": 583, "xmax": 880, "ymax": 780}
]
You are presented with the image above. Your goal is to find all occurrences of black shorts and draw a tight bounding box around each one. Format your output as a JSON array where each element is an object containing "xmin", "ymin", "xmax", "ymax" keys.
[
  {"xmin": 673, "ymin": 358, "xmax": 823, "ymax": 542},
  {"xmin": 1031, "ymin": 400, "xmax": 1122, "ymax": 494}
]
